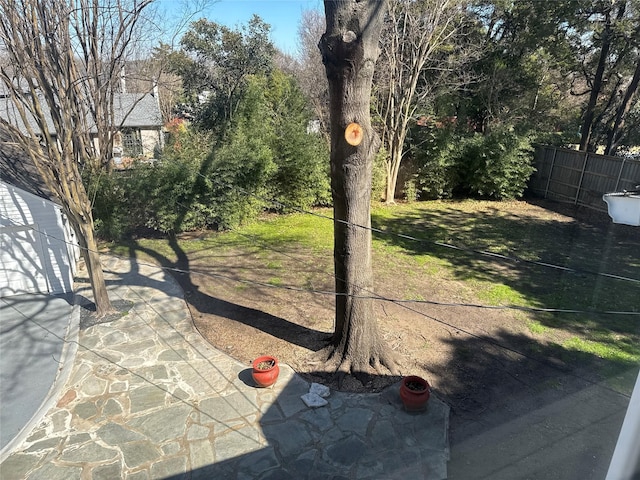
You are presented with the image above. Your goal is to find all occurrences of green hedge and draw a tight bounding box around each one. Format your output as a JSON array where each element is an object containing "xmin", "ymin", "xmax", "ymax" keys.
[
  {"xmin": 413, "ymin": 127, "xmax": 535, "ymax": 200},
  {"xmin": 90, "ymin": 71, "xmax": 331, "ymax": 240}
]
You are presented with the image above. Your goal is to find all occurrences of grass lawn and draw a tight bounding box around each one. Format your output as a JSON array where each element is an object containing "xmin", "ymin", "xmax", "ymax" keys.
[{"xmin": 111, "ymin": 198, "xmax": 640, "ymax": 397}]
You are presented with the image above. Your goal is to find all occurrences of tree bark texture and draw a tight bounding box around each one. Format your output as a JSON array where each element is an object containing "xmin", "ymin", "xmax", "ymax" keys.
[
  {"xmin": 579, "ymin": 2, "xmax": 626, "ymax": 151},
  {"xmin": 319, "ymin": 0, "xmax": 397, "ymax": 375}
]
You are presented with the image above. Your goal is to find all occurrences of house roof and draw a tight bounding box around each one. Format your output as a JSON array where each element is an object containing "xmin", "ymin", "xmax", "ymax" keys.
[
  {"xmin": 0, "ymin": 137, "xmax": 55, "ymax": 202},
  {"xmin": 0, "ymin": 90, "xmax": 162, "ymax": 136},
  {"xmin": 0, "ymin": 78, "xmax": 31, "ymax": 98},
  {"xmin": 0, "ymin": 94, "xmax": 55, "ymax": 136},
  {"xmin": 0, "ymin": 84, "xmax": 163, "ymax": 200},
  {"xmin": 113, "ymin": 93, "xmax": 163, "ymax": 128}
]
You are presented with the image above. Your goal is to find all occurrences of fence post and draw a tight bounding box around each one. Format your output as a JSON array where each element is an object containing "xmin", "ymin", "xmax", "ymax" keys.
[
  {"xmin": 614, "ymin": 157, "xmax": 626, "ymax": 191},
  {"xmin": 544, "ymin": 146, "xmax": 558, "ymax": 198},
  {"xmin": 575, "ymin": 151, "xmax": 589, "ymax": 205}
]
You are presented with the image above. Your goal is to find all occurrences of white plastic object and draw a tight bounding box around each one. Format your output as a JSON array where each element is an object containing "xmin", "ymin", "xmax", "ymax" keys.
[{"xmin": 602, "ymin": 193, "xmax": 640, "ymax": 226}]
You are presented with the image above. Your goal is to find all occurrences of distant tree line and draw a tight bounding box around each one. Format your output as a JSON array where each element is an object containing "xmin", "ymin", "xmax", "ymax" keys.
[
  {"xmin": 296, "ymin": 0, "xmax": 640, "ymax": 203},
  {"xmin": 91, "ymin": 0, "xmax": 640, "ymax": 238}
]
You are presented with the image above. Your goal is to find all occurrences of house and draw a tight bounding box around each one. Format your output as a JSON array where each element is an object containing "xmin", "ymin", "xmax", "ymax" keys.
[
  {"xmin": 0, "ymin": 77, "xmax": 164, "ymax": 296},
  {"xmin": 111, "ymin": 88, "xmax": 164, "ymax": 164},
  {"xmin": 0, "ymin": 141, "xmax": 80, "ymax": 297},
  {"xmin": 0, "ymin": 82, "xmax": 164, "ymax": 165}
]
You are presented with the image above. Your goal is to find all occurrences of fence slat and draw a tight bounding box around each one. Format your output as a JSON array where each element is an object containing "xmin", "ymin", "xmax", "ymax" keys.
[
  {"xmin": 544, "ymin": 147, "xmax": 558, "ymax": 198},
  {"xmin": 614, "ymin": 157, "xmax": 626, "ymax": 191},
  {"xmin": 531, "ymin": 146, "xmax": 640, "ymax": 212}
]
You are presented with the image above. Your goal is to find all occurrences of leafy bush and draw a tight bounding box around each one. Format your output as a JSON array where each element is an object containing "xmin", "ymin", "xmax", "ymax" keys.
[
  {"xmin": 413, "ymin": 134, "xmax": 459, "ymax": 200},
  {"xmin": 403, "ymin": 178, "xmax": 419, "ymax": 203},
  {"xmin": 410, "ymin": 123, "xmax": 459, "ymax": 199},
  {"xmin": 88, "ymin": 129, "xmax": 217, "ymax": 240},
  {"xmin": 90, "ymin": 70, "xmax": 331, "ymax": 239},
  {"xmin": 206, "ymin": 79, "xmax": 275, "ymax": 228},
  {"xmin": 86, "ymin": 170, "xmax": 130, "ymax": 240},
  {"xmin": 140, "ymin": 128, "xmax": 217, "ymax": 233},
  {"xmin": 412, "ymin": 127, "xmax": 535, "ymax": 200},
  {"xmin": 454, "ymin": 129, "xmax": 535, "ymax": 199},
  {"xmin": 265, "ymin": 71, "xmax": 331, "ymax": 209},
  {"xmin": 371, "ymin": 147, "xmax": 388, "ymax": 201}
]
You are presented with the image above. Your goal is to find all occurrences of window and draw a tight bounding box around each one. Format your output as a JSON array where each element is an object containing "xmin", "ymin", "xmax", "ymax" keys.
[{"xmin": 121, "ymin": 128, "xmax": 143, "ymax": 158}]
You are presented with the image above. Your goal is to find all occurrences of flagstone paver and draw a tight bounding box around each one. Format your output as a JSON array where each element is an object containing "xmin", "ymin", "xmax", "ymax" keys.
[{"xmin": 0, "ymin": 256, "xmax": 449, "ymax": 479}]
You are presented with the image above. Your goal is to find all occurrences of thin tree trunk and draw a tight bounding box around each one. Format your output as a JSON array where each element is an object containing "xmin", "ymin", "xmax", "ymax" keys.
[
  {"xmin": 579, "ymin": 3, "xmax": 625, "ymax": 151},
  {"xmin": 75, "ymin": 217, "xmax": 114, "ymax": 317},
  {"xmin": 380, "ymin": 0, "xmax": 459, "ymax": 202},
  {"xmin": 385, "ymin": 140, "xmax": 404, "ymax": 202},
  {"xmin": 64, "ymin": 174, "xmax": 115, "ymax": 318},
  {"xmin": 605, "ymin": 59, "xmax": 640, "ymax": 155},
  {"xmin": 0, "ymin": 0, "xmax": 151, "ymax": 319},
  {"xmin": 319, "ymin": 0, "xmax": 398, "ymax": 378}
]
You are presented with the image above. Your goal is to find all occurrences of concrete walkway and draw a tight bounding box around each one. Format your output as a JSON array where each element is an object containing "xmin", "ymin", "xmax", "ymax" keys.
[{"xmin": 0, "ymin": 256, "xmax": 449, "ymax": 479}]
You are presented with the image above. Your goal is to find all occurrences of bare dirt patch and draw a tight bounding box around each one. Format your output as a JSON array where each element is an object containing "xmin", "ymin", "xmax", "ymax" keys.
[{"xmin": 166, "ymin": 199, "xmax": 638, "ymax": 436}]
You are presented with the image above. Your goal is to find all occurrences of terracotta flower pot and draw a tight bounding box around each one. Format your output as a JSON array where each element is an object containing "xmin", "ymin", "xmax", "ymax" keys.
[
  {"xmin": 400, "ymin": 375, "xmax": 430, "ymax": 412},
  {"xmin": 251, "ymin": 355, "xmax": 279, "ymax": 387}
]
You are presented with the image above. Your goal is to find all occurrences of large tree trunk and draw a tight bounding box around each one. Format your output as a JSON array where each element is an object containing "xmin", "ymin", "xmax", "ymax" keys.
[{"xmin": 319, "ymin": 0, "xmax": 398, "ymax": 378}]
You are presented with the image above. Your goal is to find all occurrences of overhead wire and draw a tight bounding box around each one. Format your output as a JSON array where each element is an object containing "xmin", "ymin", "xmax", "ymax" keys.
[
  {"xmin": 2, "ymin": 232, "xmax": 631, "ymax": 402},
  {"xmin": 172, "ymin": 179, "xmax": 640, "ymax": 398},
  {"xmin": 4, "ymin": 196, "xmax": 637, "ymax": 399},
  {"xmin": 218, "ymin": 228, "xmax": 638, "ymax": 398},
  {"xmin": 198, "ymin": 173, "xmax": 640, "ymax": 286},
  {"xmin": 133, "ymin": 229, "xmax": 640, "ymax": 399},
  {"xmin": 5, "ymin": 214, "xmax": 639, "ymax": 317},
  {"xmin": 215, "ymin": 224, "xmax": 636, "ymax": 400}
]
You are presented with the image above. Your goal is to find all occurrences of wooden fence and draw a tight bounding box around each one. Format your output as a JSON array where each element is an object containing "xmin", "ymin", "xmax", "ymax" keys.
[{"xmin": 529, "ymin": 145, "xmax": 640, "ymax": 212}]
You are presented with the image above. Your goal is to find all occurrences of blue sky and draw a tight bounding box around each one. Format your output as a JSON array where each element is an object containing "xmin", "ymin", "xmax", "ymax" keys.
[{"xmin": 159, "ymin": 0, "xmax": 323, "ymax": 56}]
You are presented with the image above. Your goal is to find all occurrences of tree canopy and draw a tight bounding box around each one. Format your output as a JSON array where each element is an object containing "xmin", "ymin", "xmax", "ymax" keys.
[{"xmin": 167, "ymin": 15, "xmax": 276, "ymax": 128}]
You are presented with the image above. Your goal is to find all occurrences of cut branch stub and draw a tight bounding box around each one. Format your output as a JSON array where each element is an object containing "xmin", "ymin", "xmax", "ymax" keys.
[{"xmin": 345, "ymin": 122, "xmax": 363, "ymax": 146}]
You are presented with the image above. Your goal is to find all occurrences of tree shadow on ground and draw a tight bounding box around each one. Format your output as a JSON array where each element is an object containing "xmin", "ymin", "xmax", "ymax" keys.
[
  {"xmin": 100, "ymin": 198, "xmax": 640, "ymax": 477},
  {"xmin": 123, "ymin": 237, "xmax": 330, "ymax": 352},
  {"xmin": 432, "ymin": 326, "xmax": 637, "ymax": 428},
  {"xmin": 366, "ymin": 198, "xmax": 639, "ymax": 477},
  {"xmin": 370, "ymin": 198, "xmax": 640, "ymax": 339},
  {"xmin": 438, "ymin": 326, "xmax": 636, "ymax": 479},
  {"xmin": 151, "ymin": 324, "xmax": 636, "ymax": 480},
  {"xmin": 157, "ymin": 367, "xmax": 449, "ymax": 480}
]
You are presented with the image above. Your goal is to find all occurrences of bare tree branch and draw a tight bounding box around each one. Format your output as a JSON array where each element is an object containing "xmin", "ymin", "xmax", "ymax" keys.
[
  {"xmin": 375, "ymin": 0, "xmax": 474, "ymax": 203},
  {"xmin": 0, "ymin": 0, "xmax": 155, "ymax": 316}
]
